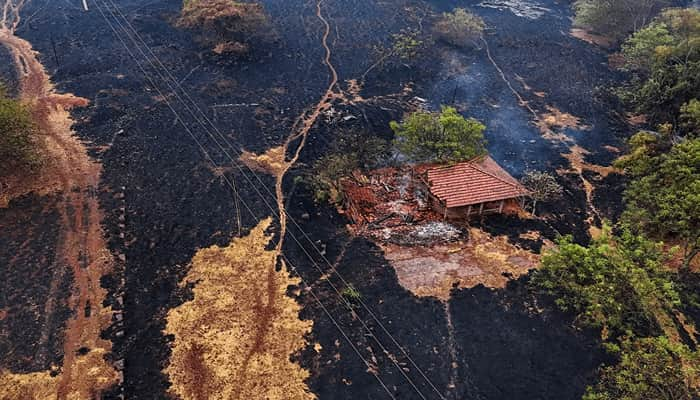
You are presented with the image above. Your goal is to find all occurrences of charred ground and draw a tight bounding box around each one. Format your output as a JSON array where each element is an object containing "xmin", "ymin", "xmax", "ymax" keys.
[{"xmin": 0, "ymin": 0, "xmax": 645, "ymax": 398}]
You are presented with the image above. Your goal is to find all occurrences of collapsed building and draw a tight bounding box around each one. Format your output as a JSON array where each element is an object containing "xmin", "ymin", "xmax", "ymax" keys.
[
  {"xmin": 342, "ymin": 156, "xmax": 530, "ymax": 234},
  {"xmin": 339, "ymin": 156, "xmax": 539, "ymax": 297}
]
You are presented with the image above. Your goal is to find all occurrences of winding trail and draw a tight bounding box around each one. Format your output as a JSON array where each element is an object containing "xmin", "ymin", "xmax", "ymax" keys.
[
  {"xmin": 482, "ymin": 35, "xmax": 607, "ymax": 233},
  {"xmin": 276, "ymin": 0, "xmax": 338, "ymax": 254},
  {"xmin": 231, "ymin": 0, "xmax": 340, "ymax": 393},
  {"xmin": 0, "ymin": 1, "xmax": 118, "ymax": 398}
]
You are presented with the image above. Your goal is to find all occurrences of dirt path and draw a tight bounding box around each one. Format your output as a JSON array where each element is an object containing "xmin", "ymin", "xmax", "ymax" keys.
[
  {"xmin": 0, "ymin": 1, "xmax": 118, "ymax": 398},
  {"xmin": 219, "ymin": 0, "xmax": 340, "ymax": 394},
  {"xmin": 275, "ymin": 0, "xmax": 338, "ymax": 253},
  {"xmin": 482, "ymin": 36, "xmax": 613, "ymax": 236}
]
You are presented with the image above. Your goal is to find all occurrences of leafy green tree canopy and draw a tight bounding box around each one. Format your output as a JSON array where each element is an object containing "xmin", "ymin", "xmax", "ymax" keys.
[
  {"xmin": 390, "ymin": 106, "xmax": 487, "ymax": 163},
  {"xmin": 615, "ymin": 133, "xmax": 700, "ymax": 269},
  {"xmin": 680, "ymin": 99, "xmax": 700, "ymax": 137},
  {"xmin": 531, "ymin": 227, "xmax": 680, "ymax": 339},
  {"xmin": 584, "ymin": 336, "xmax": 698, "ymax": 400},
  {"xmin": 390, "ymin": 29, "xmax": 427, "ymax": 61},
  {"xmin": 573, "ymin": 0, "xmax": 670, "ymax": 42},
  {"xmin": 619, "ymin": 8, "xmax": 700, "ymax": 125}
]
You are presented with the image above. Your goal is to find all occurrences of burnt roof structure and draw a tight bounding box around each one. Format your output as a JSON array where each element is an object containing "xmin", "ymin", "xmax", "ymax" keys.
[{"xmin": 418, "ymin": 156, "xmax": 530, "ymax": 209}]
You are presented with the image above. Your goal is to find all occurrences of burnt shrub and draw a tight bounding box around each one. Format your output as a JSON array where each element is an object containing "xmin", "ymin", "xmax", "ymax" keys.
[{"xmin": 177, "ymin": 0, "xmax": 274, "ymax": 55}]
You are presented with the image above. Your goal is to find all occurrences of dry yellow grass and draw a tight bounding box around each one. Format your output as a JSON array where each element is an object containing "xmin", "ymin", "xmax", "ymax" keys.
[
  {"xmin": 0, "ymin": 371, "xmax": 57, "ymax": 400},
  {"xmin": 239, "ymin": 146, "xmax": 287, "ymax": 176},
  {"xmin": 165, "ymin": 218, "xmax": 314, "ymax": 400}
]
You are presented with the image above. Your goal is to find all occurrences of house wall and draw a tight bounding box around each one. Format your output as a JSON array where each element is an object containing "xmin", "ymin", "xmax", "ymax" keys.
[{"xmin": 429, "ymin": 198, "xmax": 523, "ymax": 220}]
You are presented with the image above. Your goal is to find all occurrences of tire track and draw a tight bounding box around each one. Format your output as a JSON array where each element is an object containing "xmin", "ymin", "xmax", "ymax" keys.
[{"xmin": 0, "ymin": 1, "xmax": 118, "ymax": 398}]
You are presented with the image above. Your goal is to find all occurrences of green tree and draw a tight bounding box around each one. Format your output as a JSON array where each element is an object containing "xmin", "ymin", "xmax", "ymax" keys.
[
  {"xmin": 584, "ymin": 336, "xmax": 698, "ymax": 400},
  {"xmin": 531, "ymin": 227, "xmax": 698, "ymax": 398},
  {"xmin": 618, "ymin": 8, "xmax": 700, "ymax": 125},
  {"xmin": 390, "ymin": 106, "xmax": 487, "ymax": 163},
  {"xmin": 0, "ymin": 84, "xmax": 40, "ymax": 177},
  {"xmin": 573, "ymin": 0, "xmax": 670, "ymax": 42},
  {"xmin": 680, "ymin": 99, "xmax": 700, "ymax": 137},
  {"xmin": 434, "ymin": 8, "xmax": 485, "ymax": 48},
  {"xmin": 615, "ymin": 133, "xmax": 700, "ymax": 269},
  {"xmin": 619, "ymin": 20, "xmax": 674, "ymax": 74},
  {"xmin": 531, "ymin": 227, "xmax": 680, "ymax": 338},
  {"xmin": 390, "ymin": 29, "xmax": 427, "ymax": 61}
]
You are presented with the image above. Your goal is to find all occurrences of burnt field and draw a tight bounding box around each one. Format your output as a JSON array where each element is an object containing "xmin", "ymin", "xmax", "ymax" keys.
[{"xmin": 0, "ymin": 0, "xmax": 646, "ymax": 398}]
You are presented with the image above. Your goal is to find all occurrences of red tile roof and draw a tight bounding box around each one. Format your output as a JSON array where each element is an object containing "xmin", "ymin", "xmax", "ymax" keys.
[{"xmin": 421, "ymin": 156, "xmax": 530, "ymax": 208}]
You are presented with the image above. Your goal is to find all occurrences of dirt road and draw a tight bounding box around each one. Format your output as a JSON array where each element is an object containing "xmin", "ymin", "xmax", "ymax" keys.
[{"xmin": 0, "ymin": 1, "xmax": 118, "ymax": 398}]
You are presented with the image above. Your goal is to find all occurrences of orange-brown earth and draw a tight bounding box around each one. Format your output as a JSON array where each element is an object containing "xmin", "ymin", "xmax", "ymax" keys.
[
  {"xmin": 165, "ymin": 219, "xmax": 314, "ymax": 400},
  {"xmin": 168, "ymin": 0, "xmax": 337, "ymax": 397},
  {"xmin": 0, "ymin": 0, "xmax": 118, "ymax": 398},
  {"xmin": 383, "ymin": 228, "xmax": 542, "ymax": 300},
  {"xmin": 569, "ymin": 28, "xmax": 614, "ymax": 48}
]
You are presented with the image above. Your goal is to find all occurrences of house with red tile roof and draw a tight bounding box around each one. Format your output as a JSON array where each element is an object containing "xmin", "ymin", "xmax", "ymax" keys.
[{"xmin": 415, "ymin": 156, "xmax": 531, "ymax": 219}]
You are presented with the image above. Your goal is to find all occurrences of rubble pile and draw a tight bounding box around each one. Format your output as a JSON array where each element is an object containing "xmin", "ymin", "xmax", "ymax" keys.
[{"xmin": 341, "ymin": 167, "xmax": 465, "ymax": 245}]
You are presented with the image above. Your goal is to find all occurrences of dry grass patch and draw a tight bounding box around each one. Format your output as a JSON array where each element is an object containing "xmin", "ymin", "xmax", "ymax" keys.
[{"xmin": 165, "ymin": 219, "xmax": 314, "ymax": 400}]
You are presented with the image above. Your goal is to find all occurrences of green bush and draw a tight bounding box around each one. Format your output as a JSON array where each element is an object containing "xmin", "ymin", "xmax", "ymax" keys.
[
  {"xmin": 531, "ymin": 227, "xmax": 680, "ymax": 338},
  {"xmin": 434, "ymin": 8, "xmax": 485, "ymax": 48},
  {"xmin": 341, "ymin": 284, "xmax": 362, "ymax": 302},
  {"xmin": 584, "ymin": 336, "xmax": 698, "ymax": 400},
  {"xmin": 0, "ymin": 85, "xmax": 40, "ymax": 176},
  {"xmin": 391, "ymin": 106, "xmax": 486, "ymax": 163},
  {"xmin": 309, "ymin": 129, "xmax": 390, "ymax": 205},
  {"xmin": 573, "ymin": 0, "xmax": 669, "ymax": 42},
  {"xmin": 615, "ymin": 132, "xmax": 700, "ymax": 269},
  {"xmin": 618, "ymin": 8, "xmax": 700, "ymax": 125}
]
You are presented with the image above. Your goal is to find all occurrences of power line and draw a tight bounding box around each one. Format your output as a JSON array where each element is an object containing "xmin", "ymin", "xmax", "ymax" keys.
[
  {"xmin": 92, "ymin": 2, "xmax": 399, "ymax": 398},
  {"xmin": 95, "ymin": 1, "xmax": 446, "ymax": 398},
  {"xmin": 100, "ymin": 1, "xmax": 447, "ymax": 397}
]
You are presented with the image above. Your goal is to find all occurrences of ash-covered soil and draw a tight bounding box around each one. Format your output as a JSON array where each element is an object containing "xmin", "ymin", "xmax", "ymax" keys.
[
  {"xmin": 0, "ymin": 194, "xmax": 70, "ymax": 373},
  {"xmin": 0, "ymin": 0, "xmax": 640, "ymax": 398}
]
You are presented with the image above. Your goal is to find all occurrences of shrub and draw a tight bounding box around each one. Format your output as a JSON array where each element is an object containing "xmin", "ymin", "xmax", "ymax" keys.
[
  {"xmin": 341, "ymin": 284, "xmax": 362, "ymax": 302},
  {"xmin": 309, "ymin": 129, "xmax": 390, "ymax": 204},
  {"xmin": 531, "ymin": 228, "xmax": 680, "ymax": 338},
  {"xmin": 434, "ymin": 8, "xmax": 485, "ymax": 48},
  {"xmin": 178, "ymin": 0, "xmax": 272, "ymax": 55},
  {"xmin": 573, "ymin": 0, "xmax": 670, "ymax": 42},
  {"xmin": 584, "ymin": 337, "xmax": 698, "ymax": 400},
  {"xmin": 0, "ymin": 85, "xmax": 40, "ymax": 177},
  {"xmin": 520, "ymin": 170, "xmax": 563, "ymax": 216},
  {"xmin": 617, "ymin": 8, "xmax": 700, "ymax": 125}
]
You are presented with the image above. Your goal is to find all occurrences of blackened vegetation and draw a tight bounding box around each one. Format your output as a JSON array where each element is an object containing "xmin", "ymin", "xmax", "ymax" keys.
[
  {"xmin": 0, "ymin": 194, "xmax": 71, "ymax": 373},
  {"xmin": 176, "ymin": 0, "xmax": 275, "ymax": 57},
  {"xmin": 286, "ymin": 185, "xmax": 604, "ymax": 399},
  {"xmin": 1, "ymin": 0, "xmax": 631, "ymax": 398},
  {"xmin": 286, "ymin": 195, "xmax": 455, "ymax": 399},
  {"xmin": 585, "ymin": 170, "xmax": 626, "ymax": 224},
  {"xmin": 449, "ymin": 280, "xmax": 605, "ymax": 400}
]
